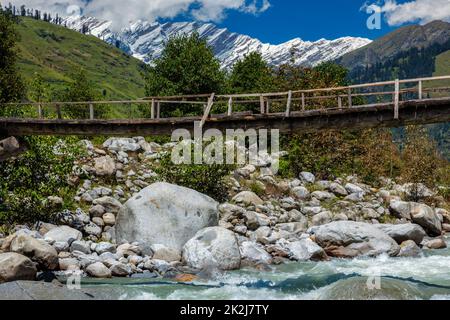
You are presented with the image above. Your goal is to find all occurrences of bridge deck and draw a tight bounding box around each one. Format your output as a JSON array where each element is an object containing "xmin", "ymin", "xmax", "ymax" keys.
[{"xmin": 1, "ymin": 98, "xmax": 449, "ymax": 136}]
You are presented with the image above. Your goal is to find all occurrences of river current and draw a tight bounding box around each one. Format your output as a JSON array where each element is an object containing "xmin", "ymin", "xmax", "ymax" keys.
[{"xmin": 78, "ymin": 236, "xmax": 450, "ymax": 300}]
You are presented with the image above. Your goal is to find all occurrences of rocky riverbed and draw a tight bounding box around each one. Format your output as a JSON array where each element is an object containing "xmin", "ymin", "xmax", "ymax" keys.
[{"xmin": 0, "ymin": 137, "xmax": 449, "ymax": 300}]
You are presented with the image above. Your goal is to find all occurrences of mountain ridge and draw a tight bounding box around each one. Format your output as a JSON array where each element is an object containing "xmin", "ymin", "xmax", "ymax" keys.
[
  {"xmin": 62, "ymin": 15, "xmax": 372, "ymax": 69},
  {"xmin": 338, "ymin": 20, "xmax": 450, "ymax": 71}
]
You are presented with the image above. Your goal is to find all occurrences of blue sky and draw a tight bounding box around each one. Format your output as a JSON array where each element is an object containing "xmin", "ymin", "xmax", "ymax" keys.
[
  {"xmin": 207, "ymin": 0, "xmax": 406, "ymax": 43},
  {"xmin": 12, "ymin": 0, "xmax": 450, "ymax": 43}
]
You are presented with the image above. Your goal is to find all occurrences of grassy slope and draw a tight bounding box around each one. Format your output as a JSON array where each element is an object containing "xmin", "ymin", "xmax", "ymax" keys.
[
  {"xmin": 15, "ymin": 17, "xmax": 146, "ymax": 100},
  {"xmin": 429, "ymin": 50, "xmax": 450, "ymax": 160}
]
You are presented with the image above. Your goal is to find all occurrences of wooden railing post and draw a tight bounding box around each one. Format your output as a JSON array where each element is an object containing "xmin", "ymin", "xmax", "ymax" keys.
[
  {"xmin": 157, "ymin": 101, "xmax": 161, "ymax": 119},
  {"xmin": 38, "ymin": 103, "xmax": 42, "ymax": 119},
  {"xmin": 200, "ymin": 93, "xmax": 215, "ymax": 128},
  {"xmin": 301, "ymin": 92, "xmax": 305, "ymax": 111},
  {"xmin": 348, "ymin": 88, "xmax": 352, "ymax": 108},
  {"xmin": 227, "ymin": 97, "xmax": 233, "ymax": 116},
  {"xmin": 151, "ymin": 99, "xmax": 155, "ymax": 119},
  {"xmin": 418, "ymin": 80, "xmax": 423, "ymax": 100},
  {"xmin": 56, "ymin": 104, "xmax": 62, "ymax": 119},
  {"xmin": 394, "ymin": 79, "xmax": 400, "ymax": 119},
  {"xmin": 260, "ymin": 95, "xmax": 265, "ymax": 114},
  {"xmin": 89, "ymin": 103, "xmax": 94, "ymax": 120},
  {"xmin": 338, "ymin": 96, "xmax": 342, "ymax": 109},
  {"xmin": 266, "ymin": 98, "xmax": 270, "ymax": 114},
  {"xmin": 285, "ymin": 90, "xmax": 292, "ymax": 117}
]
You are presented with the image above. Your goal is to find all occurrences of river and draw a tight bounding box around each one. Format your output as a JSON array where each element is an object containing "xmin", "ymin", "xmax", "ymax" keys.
[{"xmin": 77, "ymin": 236, "xmax": 450, "ymax": 300}]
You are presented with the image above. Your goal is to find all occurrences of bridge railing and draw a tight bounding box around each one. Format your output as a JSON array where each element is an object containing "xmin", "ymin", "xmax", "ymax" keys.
[{"xmin": 1, "ymin": 75, "xmax": 450, "ymax": 124}]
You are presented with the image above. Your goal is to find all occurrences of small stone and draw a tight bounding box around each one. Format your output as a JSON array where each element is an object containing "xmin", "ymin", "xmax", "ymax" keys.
[
  {"xmin": 89, "ymin": 205, "xmax": 105, "ymax": 218},
  {"xmin": 92, "ymin": 217, "xmax": 105, "ymax": 228},
  {"xmin": 94, "ymin": 156, "xmax": 116, "ymax": 176},
  {"xmin": 312, "ymin": 211, "xmax": 332, "ymax": 226},
  {"xmin": 423, "ymin": 238, "xmax": 447, "ymax": 250},
  {"xmin": 53, "ymin": 241, "xmax": 70, "ymax": 253},
  {"xmin": 83, "ymin": 223, "xmax": 102, "ymax": 237},
  {"xmin": 44, "ymin": 226, "xmax": 82, "ymax": 245},
  {"xmin": 102, "ymin": 213, "xmax": 116, "ymax": 226},
  {"xmin": 110, "ymin": 263, "xmax": 132, "ymax": 277},
  {"xmin": 70, "ymin": 240, "xmax": 91, "ymax": 255},
  {"xmin": 151, "ymin": 244, "xmax": 181, "ymax": 262},
  {"xmin": 232, "ymin": 191, "xmax": 264, "ymax": 206},
  {"xmin": 311, "ymin": 191, "xmax": 336, "ymax": 201},
  {"xmin": 86, "ymin": 262, "xmax": 112, "ymax": 278},
  {"xmin": 95, "ymin": 242, "xmax": 116, "ymax": 255},
  {"xmin": 398, "ymin": 240, "xmax": 421, "ymax": 257},
  {"xmin": 329, "ymin": 183, "xmax": 348, "ymax": 196},
  {"xmin": 59, "ymin": 258, "xmax": 81, "ymax": 271},
  {"xmin": 292, "ymin": 186, "xmax": 310, "ymax": 200},
  {"xmin": 300, "ymin": 172, "xmax": 315, "ymax": 184}
]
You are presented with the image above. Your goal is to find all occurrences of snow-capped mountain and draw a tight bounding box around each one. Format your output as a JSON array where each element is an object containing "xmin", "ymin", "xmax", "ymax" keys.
[{"xmin": 62, "ymin": 15, "xmax": 372, "ymax": 69}]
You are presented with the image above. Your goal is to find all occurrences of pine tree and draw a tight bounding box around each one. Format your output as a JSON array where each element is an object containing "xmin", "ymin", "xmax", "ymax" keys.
[{"xmin": 0, "ymin": 7, "xmax": 25, "ymax": 105}]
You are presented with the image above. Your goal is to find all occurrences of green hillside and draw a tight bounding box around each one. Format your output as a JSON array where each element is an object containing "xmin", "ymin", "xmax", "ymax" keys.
[
  {"xmin": 15, "ymin": 17, "xmax": 146, "ymax": 100},
  {"xmin": 428, "ymin": 50, "xmax": 450, "ymax": 160}
]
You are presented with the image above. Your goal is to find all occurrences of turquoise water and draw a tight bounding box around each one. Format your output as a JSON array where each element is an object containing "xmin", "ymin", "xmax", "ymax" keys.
[{"xmin": 79, "ymin": 237, "xmax": 450, "ymax": 300}]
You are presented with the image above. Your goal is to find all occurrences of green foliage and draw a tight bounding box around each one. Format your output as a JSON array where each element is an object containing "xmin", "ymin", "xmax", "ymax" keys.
[
  {"xmin": 249, "ymin": 180, "xmax": 265, "ymax": 197},
  {"xmin": 0, "ymin": 136, "xmax": 84, "ymax": 225},
  {"xmin": 156, "ymin": 151, "xmax": 234, "ymax": 202},
  {"xmin": 59, "ymin": 69, "xmax": 104, "ymax": 119},
  {"xmin": 228, "ymin": 52, "xmax": 274, "ymax": 93},
  {"xmin": 28, "ymin": 72, "xmax": 49, "ymax": 102},
  {"xmin": 0, "ymin": 9, "xmax": 25, "ymax": 106},
  {"xmin": 143, "ymin": 33, "xmax": 225, "ymax": 117}
]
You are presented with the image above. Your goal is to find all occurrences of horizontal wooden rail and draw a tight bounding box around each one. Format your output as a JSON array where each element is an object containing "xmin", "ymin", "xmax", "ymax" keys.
[{"xmin": 1, "ymin": 75, "xmax": 449, "ymax": 123}]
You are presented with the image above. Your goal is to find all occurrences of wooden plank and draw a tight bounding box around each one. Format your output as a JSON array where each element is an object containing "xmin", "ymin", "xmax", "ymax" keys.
[
  {"xmin": 394, "ymin": 79, "xmax": 400, "ymax": 119},
  {"xmin": 89, "ymin": 103, "xmax": 94, "ymax": 120},
  {"xmin": 200, "ymin": 93, "xmax": 215, "ymax": 128},
  {"xmin": 301, "ymin": 93, "xmax": 305, "ymax": 111},
  {"xmin": 56, "ymin": 104, "xmax": 62, "ymax": 119},
  {"xmin": 157, "ymin": 101, "xmax": 161, "ymax": 119},
  {"xmin": 418, "ymin": 80, "xmax": 423, "ymax": 100},
  {"xmin": 266, "ymin": 99, "xmax": 270, "ymax": 114},
  {"xmin": 260, "ymin": 95, "xmax": 265, "ymax": 114},
  {"xmin": 227, "ymin": 97, "xmax": 233, "ymax": 116},
  {"xmin": 348, "ymin": 88, "xmax": 352, "ymax": 108},
  {"xmin": 285, "ymin": 91, "xmax": 292, "ymax": 117},
  {"xmin": 151, "ymin": 99, "xmax": 155, "ymax": 119},
  {"xmin": 338, "ymin": 96, "xmax": 342, "ymax": 109}
]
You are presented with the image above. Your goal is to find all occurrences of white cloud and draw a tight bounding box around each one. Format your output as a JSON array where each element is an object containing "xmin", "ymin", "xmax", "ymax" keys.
[
  {"xmin": 8, "ymin": 0, "xmax": 271, "ymax": 28},
  {"xmin": 369, "ymin": 0, "xmax": 450, "ymax": 26}
]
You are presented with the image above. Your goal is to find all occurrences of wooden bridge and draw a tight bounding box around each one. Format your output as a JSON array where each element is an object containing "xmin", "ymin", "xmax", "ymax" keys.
[{"xmin": 1, "ymin": 75, "xmax": 450, "ymax": 137}]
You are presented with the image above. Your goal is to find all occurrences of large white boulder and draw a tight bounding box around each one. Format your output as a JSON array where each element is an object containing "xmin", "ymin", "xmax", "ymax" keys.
[
  {"xmin": 182, "ymin": 227, "xmax": 241, "ymax": 271},
  {"xmin": 115, "ymin": 183, "xmax": 219, "ymax": 253},
  {"xmin": 310, "ymin": 221, "xmax": 400, "ymax": 258}
]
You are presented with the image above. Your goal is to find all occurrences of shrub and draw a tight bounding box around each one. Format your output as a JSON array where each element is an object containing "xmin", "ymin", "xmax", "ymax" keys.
[
  {"xmin": 0, "ymin": 136, "xmax": 84, "ymax": 225},
  {"xmin": 155, "ymin": 151, "xmax": 234, "ymax": 202}
]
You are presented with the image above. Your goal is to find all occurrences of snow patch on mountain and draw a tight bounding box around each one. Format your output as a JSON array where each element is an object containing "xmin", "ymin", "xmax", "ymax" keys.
[{"xmin": 62, "ymin": 15, "xmax": 372, "ymax": 69}]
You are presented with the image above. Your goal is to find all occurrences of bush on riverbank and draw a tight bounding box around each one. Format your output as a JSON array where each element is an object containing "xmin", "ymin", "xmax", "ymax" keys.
[
  {"xmin": 156, "ymin": 151, "xmax": 235, "ymax": 202},
  {"xmin": 0, "ymin": 136, "xmax": 84, "ymax": 225}
]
